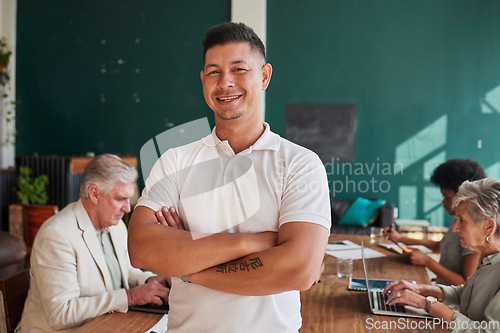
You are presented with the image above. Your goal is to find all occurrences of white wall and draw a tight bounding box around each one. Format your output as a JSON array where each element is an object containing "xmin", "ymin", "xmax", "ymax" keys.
[
  {"xmin": 231, "ymin": 0, "xmax": 267, "ymax": 120},
  {"xmin": 0, "ymin": 0, "xmax": 16, "ymax": 168}
]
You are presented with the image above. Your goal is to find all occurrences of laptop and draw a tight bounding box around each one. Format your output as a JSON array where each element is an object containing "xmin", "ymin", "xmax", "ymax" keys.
[
  {"xmin": 361, "ymin": 242, "xmax": 431, "ymax": 318},
  {"xmin": 129, "ymin": 302, "xmax": 169, "ymax": 314}
]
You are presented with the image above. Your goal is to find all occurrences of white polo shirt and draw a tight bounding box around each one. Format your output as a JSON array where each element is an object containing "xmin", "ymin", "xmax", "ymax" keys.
[{"xmin": 137, "ymin": 123, "xmax": 331, "ymax": 333}]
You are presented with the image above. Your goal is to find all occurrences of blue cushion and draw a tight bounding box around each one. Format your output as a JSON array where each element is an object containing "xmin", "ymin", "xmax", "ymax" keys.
[{"xmin": 338, "ymin": 197, "xmax": 386, "ymax": 227}]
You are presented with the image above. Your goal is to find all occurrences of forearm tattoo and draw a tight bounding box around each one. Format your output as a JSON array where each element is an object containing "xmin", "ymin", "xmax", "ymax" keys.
[{"xmin": 216, "ymin": 257, "xmax": 263, "ymax": 274}]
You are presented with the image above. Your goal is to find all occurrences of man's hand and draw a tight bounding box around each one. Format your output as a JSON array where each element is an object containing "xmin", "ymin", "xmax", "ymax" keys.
[
  {"xmin": 155, "ymin": 206, "xmax": 278, "ymax": 252},
  {"xmin": 126, "ymin": 275, "xmax": 170, "ymax": 306},
  {"xmin": 156, "ymin": 207, "xmax": 185, "ymax": 230},
  {"xmin": 147, "ymin": 274, "xmax": 172, "ymax": 288},
  {"xmin": 189, "ymin": 222, "xmax": 328, "ymax": 295},
  {"xmin": 130, "ymin": 205, "xmax": 278, "ymax": 278}
]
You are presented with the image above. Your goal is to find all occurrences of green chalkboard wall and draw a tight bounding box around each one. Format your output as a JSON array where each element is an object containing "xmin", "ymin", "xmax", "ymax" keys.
[
  {"xmin": 16, "ymin": 1, "xmax": 229, "ymax": 158},
  {"xmin": 16, "ymin": 0, "xmax": 500, "ymax": 225},
  {"xmin": 267, "ymin": 0, "xmax": 500, "ymax": 225}
]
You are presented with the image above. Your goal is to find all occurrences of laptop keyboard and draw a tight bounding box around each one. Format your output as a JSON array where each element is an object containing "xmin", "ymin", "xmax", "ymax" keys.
[{"xmin": 371, "ymin": 291, "xmax": 406, "ymax": 313}]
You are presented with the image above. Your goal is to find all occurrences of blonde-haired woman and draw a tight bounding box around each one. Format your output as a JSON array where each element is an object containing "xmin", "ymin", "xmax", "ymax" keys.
[{"xmin": 383, "ymin": 178, "xmax": 500, "ymax": 332}]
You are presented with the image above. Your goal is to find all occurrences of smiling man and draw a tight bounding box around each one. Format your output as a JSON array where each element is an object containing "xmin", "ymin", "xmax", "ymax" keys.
[
  {"xmin": 128, "ymin": 22, "xmax": 331, "ymax": 332},
  {"xmin": 16, "ymin": 154, "xmax": 170, "ymax": 332}
]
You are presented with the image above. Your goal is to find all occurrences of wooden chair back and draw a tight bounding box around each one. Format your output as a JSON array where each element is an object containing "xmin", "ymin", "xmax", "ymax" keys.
[{"xmin": 0, "ymin": 270, "xmax": 29, "ymax": 333}]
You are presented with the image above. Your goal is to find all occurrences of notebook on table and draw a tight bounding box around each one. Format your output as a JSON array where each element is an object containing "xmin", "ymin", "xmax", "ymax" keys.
[
  {"xmin": 361, "ymin": 242, "xmax": 431, "ymax": 318},
  {"xmin": 378, "ymin": 242, "xmax": 432, "ymax": 255}
]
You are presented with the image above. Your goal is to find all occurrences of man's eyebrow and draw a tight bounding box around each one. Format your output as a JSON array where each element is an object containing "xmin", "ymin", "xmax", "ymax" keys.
[
  {"xmin": 204, "ymin": 64, "xmax": 218, "ymax": 71},
  {"xmin": 204, "ymin": 60, "xmax": 247, "ymax": 71}
]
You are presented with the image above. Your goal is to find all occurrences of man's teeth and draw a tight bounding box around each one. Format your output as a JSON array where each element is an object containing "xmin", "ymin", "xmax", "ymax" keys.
[{"xmin": 218, "ymin": 96, "xmax": 239, "ymax": 101}]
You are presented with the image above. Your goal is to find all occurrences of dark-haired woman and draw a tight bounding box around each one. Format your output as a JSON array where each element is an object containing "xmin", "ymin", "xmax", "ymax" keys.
[{"xmin": 384, "ymin": 158, "xmax": 485, "ymax": 285}]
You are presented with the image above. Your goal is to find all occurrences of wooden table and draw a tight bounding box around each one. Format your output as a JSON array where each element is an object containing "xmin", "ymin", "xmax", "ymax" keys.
[
  {"xmin": 75, "ymin": 235, "xmax": 451, "ymax": 333},
  {"xmin": 299, "ymin": 234, "xmax": 450, "ymax": 333},
  {"xmin": 74, "ymin": 311, "xmax": 163, "ymax": 333}
]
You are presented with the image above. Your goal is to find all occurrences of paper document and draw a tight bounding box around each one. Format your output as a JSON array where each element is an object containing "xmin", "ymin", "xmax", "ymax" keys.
[
  {"xmin": 378, "ymin": 243, "xmax": 432, "ymax": 255},
  {"xmin": 145, "ymin": 314, "xmax": 168, "ymax": 333},
  {"xmin": 326, "ymin": 247, "xmax": 386, "ymax": 259},
  {"xmin": 326, "ymin": 240, "xmax": 360, "ymax": 251}
]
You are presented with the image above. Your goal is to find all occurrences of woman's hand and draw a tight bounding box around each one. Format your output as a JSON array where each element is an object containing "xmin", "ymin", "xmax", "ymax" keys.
[
  {"xmin": 404, "ymin": 248, "xmax": 429, "ymax": 266},
  {"xmin": 385, "ymin": 288, "xmax": 426, "ymax": 310},
  {"xmin": 383, "ymin": 227, "xmax": 402, "ymax": 242},
  {"xmin": 383, "ymin": 279, "xmax": 422, "ymax": 295},
  {"xmin": 383, "ymin": 280, "xmax": 426, "ymax": 309},
  {"xmin": 383, "ymin": 280, "xmax": 452, "ymax": 322}
]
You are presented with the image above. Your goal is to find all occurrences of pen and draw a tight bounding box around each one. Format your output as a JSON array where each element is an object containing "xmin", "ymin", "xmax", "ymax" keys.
[
  {"xmin": 387, "ymin": 221, "xmax": 397, "ymax": 233},
  {"xmin": 385, "ymin": 222, "xmax": 395, "ymax": 241},
  {"xmin": 388, "ymin": 237, "xmax": 410, "ymax": 253}
]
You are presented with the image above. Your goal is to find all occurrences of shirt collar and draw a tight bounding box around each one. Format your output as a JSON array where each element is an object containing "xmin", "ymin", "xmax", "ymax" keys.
[
  {"xmin": 96, "ymin": 227, "xmax": 110, "ymax": 237},
  {"xmin": 481, "ymin": 252, "xmax": 500, "ymax": 266},
  {"xmin": 201, "ymin": 122, "xmax": 280, "ymax": 152}
]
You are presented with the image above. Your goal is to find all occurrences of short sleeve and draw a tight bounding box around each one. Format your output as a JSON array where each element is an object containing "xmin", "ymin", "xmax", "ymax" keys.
[
  {"xmin": 278, "ymin": 151, "xmax": 331, "ymax": 231},
  {"xmin": 136, "ymin": 150, "xmax": 180, "ymax": 212}
]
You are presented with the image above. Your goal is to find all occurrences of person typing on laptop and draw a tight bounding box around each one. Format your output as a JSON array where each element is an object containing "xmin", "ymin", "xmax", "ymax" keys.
[
  {"xmin": 16, "ymin": 154, "xmax": 170, "ymax": 332},
  {"xmin": 383, "ymin": 179, "xmax": 500, "ymax": 332}
]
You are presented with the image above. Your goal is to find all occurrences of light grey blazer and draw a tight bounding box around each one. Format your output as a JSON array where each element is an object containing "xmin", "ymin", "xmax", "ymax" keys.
[{"xmin": 16, "ymin": 200, "xmax": 154, "ymax": 332}]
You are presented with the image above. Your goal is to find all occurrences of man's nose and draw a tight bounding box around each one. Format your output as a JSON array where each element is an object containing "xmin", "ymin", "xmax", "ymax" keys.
[
  {"xmin": 218, "ymin": 72, "xmax": 234, "ymax": 88},
  {"xmin": 122, "ymin": 199, "xmax": 131, "ymax": 213}
]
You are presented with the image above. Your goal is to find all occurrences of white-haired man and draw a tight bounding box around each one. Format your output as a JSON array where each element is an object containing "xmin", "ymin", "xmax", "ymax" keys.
[{"xmin": 16, "ymin": 154, "xmax": 169, "ymax": 332}]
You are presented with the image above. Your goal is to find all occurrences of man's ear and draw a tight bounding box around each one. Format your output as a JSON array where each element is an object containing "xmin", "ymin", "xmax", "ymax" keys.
[
  {"xmin": 261, "ymin": 63, "xmax": 272, "ymax": 91},
  {"xmin": 200, "ymin": 70, "xmax": 205, "ymax": 85},
  {"xmin": 88, "ymin": 185, "xmax": 100, "ymax": 204}
]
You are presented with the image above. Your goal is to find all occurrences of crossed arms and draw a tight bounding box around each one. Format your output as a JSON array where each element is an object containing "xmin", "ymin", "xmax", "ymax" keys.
[{"xmin": 128, "ymin": 206, "xmax": 329, "ymax": 296}]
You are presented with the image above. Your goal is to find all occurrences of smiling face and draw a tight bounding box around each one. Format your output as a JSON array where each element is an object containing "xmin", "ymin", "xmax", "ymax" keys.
[
  {"xmin": 440, "ymin": 187, "xmax": 457, "ymax": 216},
  {"xmin": 92, "ymin": 183, "xmax": 135, "ymax": 231},
  {"xmin": 452, "ymin": 202, "xmax": 485, "ymax": 252},
  {"xmin": 200, "ymin": 41, "xmax": 271, "ymax": 125}
]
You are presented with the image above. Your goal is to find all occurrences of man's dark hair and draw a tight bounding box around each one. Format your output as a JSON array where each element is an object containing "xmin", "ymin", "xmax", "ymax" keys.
[
  {"xmin": 202, "ymin": 22, "xmax": 266, "ymax": 65},
  {"xmin": 430, "ymin": 158, "xmax": 487, "ymax": 193}
]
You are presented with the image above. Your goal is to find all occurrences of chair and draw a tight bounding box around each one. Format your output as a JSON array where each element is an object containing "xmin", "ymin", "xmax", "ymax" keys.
[
  {"xmin": 22, "ymin": 205, "xmax": 58, "ymax": 268},
  {"xmin": 0, "ymin": 270, "xmax": 29, "ymax": 333},
  {"xmin": 330, "ymin": 197, "xmax": 394, "ymax": 235},
  {"xmin": 0, "ymin": 232, "xmax": 26, "ymax": 281},
  {"xmin": 23, "ymin": 205, "xmax": 59, "ymax": 251}
]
